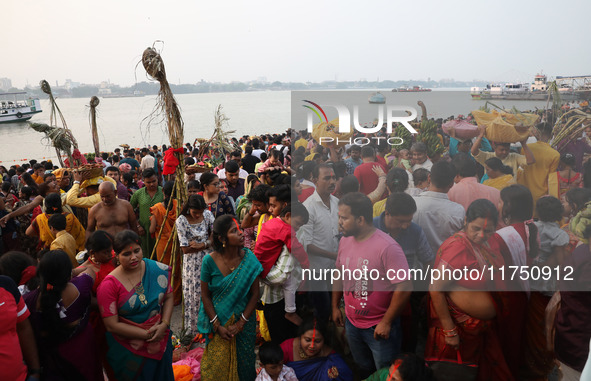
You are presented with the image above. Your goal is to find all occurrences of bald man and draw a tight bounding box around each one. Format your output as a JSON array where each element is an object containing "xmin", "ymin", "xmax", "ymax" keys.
[{"xmin": 86, "ymin": 181, "xmax": 138, "ymax": 239}]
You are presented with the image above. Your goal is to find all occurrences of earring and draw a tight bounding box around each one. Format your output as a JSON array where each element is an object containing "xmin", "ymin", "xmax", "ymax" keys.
[{"xmin": 223, "ymin": 241, "xmax": 226, "ymax": 248}]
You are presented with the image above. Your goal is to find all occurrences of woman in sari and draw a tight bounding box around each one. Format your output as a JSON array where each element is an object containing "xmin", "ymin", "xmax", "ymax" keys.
[
  {"xmin": 149, "ymin": 181, "xmax": 182, "ymax": 304},
  {"xmin": 482, "ymin": 157, "xmax": 515, "ymax": 191},
  {"xmin": 199, "ymin": 172, "xmax": 236, "ymax": 217},
  {"xmin": 235, "ymin": 175, "xmax": 262, "ymax": 250},
  {"xmin": 97, "ymin": 230, "xmax": 174, "ymax": 381},
  {"xmin": 198, "ymin": 214, "xmax": 262, "ymax": 381},
  {"xmin": 280, "ymin": 318, "xmax": 352, "ymax": 381},
  {"xmin": 487, "ymin": 184, "xmax": 539, "ymax": 377},
  {"xmin": 25, "ymin": 192, "xmax": 85, "ymax": 251},
  {"xmin": 24, "ymin": 250, "xmax": 102, "ymax": 381},
  {"xmin": 426, "ymin": 199, "xmax": 513, "ymax": 381}
]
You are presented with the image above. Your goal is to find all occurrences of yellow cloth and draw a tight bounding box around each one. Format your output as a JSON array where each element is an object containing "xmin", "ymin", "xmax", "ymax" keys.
[
  {"xmin": 483, "ymin": 174, "xmax": 516, "ymax": 191},
  {"xmin": 32, "ymin": 173, "xmax": 44, "ymax": 185},
  {"xmin": 52, "ymin": 168, "xmax": 69, "ymax": 181},
  {"xmin": 50, "ymin": 230, "xmax": 78, "ymax": 267},
  {"xmin": 474, "ymin": 150, "xmax": 527, "ymax": 180},
  {"xmin": 295, "ymin": 138, "xmax": 308, "ymax": 151},
  {"xmin": 373, "ymin": 198, "xmax": 386, "ymax": 218},
  {"xmin": 547, "ymin": 172, "xmax": 560, "ymax": 199},
  {"xmin": 201, "ymin": 317, "xmax": 239, "ymax": 381},
  {"xmin": 304, "ymin": 153, "xmax": 316, "ymax": 161},
  {"xmin": 516, "ymin": 141, "xmax": 560, "ymax": 207},
  {"xmin": 65, "ymin": 176, "xmax": 116, "ymax": 209},
  {"xmin": 36, "ymin": 212, "xmax": 86, "ymax": 252}
]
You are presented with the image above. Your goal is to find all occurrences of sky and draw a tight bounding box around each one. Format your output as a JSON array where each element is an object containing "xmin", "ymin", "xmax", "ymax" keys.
[{"xmin": 4, "ymin": 0, "xmax": 591, "ymax": 88}]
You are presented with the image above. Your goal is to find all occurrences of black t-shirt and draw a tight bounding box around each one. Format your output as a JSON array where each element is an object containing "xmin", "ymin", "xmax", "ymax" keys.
[{"xmin": 241, "ymin": 154, "xmax": 261, "ymax": 174}]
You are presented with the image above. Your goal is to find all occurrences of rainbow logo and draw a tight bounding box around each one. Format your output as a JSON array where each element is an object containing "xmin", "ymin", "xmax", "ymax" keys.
[{"xmin": 302, "ymin": 100, "xmax": 328, "ymax": 123}]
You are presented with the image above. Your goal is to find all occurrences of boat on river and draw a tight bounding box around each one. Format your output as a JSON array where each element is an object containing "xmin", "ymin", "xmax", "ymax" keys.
[
  {"xmin": 368, "ymin": 92, "xmax": 386, "ymax": 104},
  {"xmin": 470, "ymin": 74, "xmax": 581, "ymax": 101},
  {"xmin": 0, "ymin": 92, "xmax": 42, "ymax": 123},
  {"xmin": 392, "ymin": 85, "xmax": 432, "ymax": 92}
]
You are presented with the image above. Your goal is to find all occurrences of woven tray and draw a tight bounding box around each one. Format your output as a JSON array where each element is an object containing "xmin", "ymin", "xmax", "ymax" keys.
[
  {"xmin": 185, "ymin": 165, "xmax": 210, "ymax": 174},
  {"xmin": 73, "ymin": 164, "xmax": 104, "ymax": 180}
]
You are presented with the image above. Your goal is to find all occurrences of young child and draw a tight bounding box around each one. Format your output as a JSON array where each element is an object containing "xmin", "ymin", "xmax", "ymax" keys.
[
  {"xmin": 256, "ymin": 342, "xmax": 298, "ymax": 381},
  {"xmin": 48, "ymin": 213, "xmax": 78, "ymax": 267},
  {"xmin": 533, "ymin": 196, "xmax": 570, "ymax": 294},
  {"xmin": 407, "ymin": 168, "xmax": 430, "ymax": 197},
  {"xmin": 398, "ymin": 149, "xmax": 412, "ymax": 171},
  {"xmin": 255, "ymin": 202, "xmax": 310, "ymax": 326}
]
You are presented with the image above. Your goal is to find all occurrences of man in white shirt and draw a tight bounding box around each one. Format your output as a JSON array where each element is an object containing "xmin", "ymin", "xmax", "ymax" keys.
[
  {"xmin": 217, "ymin": 151, "xmax": 249, "ymax": 179},
  {"xmin": 412, "ymin": 160, "xmax": 464, "ymax": 253},
  {"xmin": 139, "ymin": 148, "xmax": 155, "ymax": 171},
  {"xmin": 298, "ymin": 163, "xmax": 339, "ymax": 322}
]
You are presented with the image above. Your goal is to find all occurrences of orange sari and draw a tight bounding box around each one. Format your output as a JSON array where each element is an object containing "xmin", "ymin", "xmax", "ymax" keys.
[{"xmin": 150, "ymin": 200, "xmax": 182, "ymax": 304}]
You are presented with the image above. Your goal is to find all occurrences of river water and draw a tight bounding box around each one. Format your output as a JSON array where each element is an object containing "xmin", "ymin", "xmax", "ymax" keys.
[{"xmin": 0, "ymin": 89, "xmax": 551, "ymax": 166}]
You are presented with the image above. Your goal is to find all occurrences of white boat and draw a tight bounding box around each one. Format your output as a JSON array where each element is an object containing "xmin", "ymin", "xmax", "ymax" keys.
[{"xmin": 0, "ymin": 92, "xmax": 42, "ymax": 123}]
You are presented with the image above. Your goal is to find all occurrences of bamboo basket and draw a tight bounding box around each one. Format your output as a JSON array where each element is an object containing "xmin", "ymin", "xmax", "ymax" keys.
[{"xmin": 73, "ymin": 164, "xmax": 104, "ymax": 180}]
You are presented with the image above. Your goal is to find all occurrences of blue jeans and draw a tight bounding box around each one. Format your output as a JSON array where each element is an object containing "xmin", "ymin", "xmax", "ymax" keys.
[{"xmin": 345, "ymin": 317, "xmax": 401, "ymax": 377}]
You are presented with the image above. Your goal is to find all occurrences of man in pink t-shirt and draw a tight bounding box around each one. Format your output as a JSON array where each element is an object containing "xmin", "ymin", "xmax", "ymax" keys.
[{"xmin": 331, "ymin": 192, "xmax": 412, "ymax": 378}]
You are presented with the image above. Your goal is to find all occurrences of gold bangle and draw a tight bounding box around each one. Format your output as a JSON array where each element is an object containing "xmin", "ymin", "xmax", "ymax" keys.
[{"xmin": 161, "ymin": 319, "xmax": 170, "ymax": 327}]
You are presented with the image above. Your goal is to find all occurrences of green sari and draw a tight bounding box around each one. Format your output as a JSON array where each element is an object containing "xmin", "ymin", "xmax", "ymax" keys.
[{"xmin": 198, "ymin": 249, "xmax": 262, "ymax": 381}]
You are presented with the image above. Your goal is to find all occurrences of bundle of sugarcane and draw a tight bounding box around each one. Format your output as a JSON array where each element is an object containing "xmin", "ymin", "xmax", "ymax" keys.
[
  {"xmin": 89, "ymin": 96, "xmax": 100, "ymax": 157},
  {"xmin": 195, "ymin": 105, "xmax": 236, "ymax": 164},
  {"xmin": 551, "ymin": 108, "xmax": 591, "ymax": 151},
  {"xmin": 142, "ymin": 44, "xmax": 187, "ymax": 316},
  {"xmin": 31, "ymin": 80, "xmax": 79, "ymax": 167},
  {"xmin": 29, "ymin": 122, "xmax": 76, "ymax": 162}
]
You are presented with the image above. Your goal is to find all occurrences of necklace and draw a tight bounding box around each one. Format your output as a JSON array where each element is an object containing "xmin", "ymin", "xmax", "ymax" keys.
[
  {"xmin": 221, "ymin": 250, "xmax": 242, "ymax": 272},
  {"xmin": 298, "ymin": 345, "xmax": 312, "ymax": 360},
  {"xmin": 127, "ymin": 263, "xmax": 147, "ymax": 305}
]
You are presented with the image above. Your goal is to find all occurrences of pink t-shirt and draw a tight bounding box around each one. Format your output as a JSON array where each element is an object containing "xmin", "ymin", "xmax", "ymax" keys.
[{"xmin": 335, "ymin": 229, "xmax": 409, "ymax": 329}]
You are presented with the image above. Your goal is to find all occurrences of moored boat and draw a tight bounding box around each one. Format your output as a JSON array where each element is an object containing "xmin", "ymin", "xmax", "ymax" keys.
[
  {"xmin": 0, "ymin": 92, "xmax": 42, "ymax": 123},
  {"xmin": 392, "ymin": 85, "xmax": 432, "ymax": 92}
]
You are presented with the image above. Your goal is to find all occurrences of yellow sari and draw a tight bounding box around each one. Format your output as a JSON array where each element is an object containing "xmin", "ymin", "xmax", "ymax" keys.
[
  {"xmin": 36, "ymin": 212, "xmax": 86, "ymax": 251},
  {"xmin": 483, "ymin": 174, "xmax": 515, "ymax": 191}
]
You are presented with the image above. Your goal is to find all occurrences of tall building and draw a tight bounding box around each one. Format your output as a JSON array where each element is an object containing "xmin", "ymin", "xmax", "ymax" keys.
[{"xmin": 0, "ymin": 78, "xmax": 12, "ymax": 91}]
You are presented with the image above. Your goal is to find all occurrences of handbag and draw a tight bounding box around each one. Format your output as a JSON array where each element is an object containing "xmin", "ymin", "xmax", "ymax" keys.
[{"xmin": 427, "ymin": 350, "xmax": 478, "ymax": 381}]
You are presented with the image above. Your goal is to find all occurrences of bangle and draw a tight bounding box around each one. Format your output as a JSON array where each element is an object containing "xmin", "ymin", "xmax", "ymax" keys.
[
  {"xmin": 161, "ymin": 319, "xmax": 170, "ymax": 327},
  {"xmin": 442, "ymin": 327, "xmax": 459, "ymax": 337},
  {"xmin": 73, "ymin": 180, "xmax": 81, "ymax": 184},
  {"xmin": 210, "ymin": 315, "xmax": 218, "ymax": 324},
  {"xmin": 241, "ymin": 313, "xmax": 249, "ymax": 322}
]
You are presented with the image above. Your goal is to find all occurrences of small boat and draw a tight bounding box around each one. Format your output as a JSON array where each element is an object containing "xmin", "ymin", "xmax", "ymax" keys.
[
  {"xmin": 0, "ymin": 92, "xmax": 42, "ymax": 123},
  {"xmin": 392, "ymin": 85, "xmax": 432, "ymax": 92},
  {"xmin": 369, "ymin": 91, "xmax": 386, "ymax": 104}
]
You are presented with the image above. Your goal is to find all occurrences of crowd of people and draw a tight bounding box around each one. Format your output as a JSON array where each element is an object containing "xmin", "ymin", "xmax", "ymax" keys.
[{"xmin": 0, "ymin": 116, "xmax": 591, "ymax": 381}]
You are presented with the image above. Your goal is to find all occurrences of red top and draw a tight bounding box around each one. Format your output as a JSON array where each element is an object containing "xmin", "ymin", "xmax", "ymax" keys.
[
  {"xmin": 255, "ymin": 218, "xmax": 309, "ymax": 278},
  {"xmin": 354, "ymin": 162, "xmax": 387, "ymax": 197},
  {"xmin": 0, "ymin": 276, "xmax": 30, "ymax": 381}
]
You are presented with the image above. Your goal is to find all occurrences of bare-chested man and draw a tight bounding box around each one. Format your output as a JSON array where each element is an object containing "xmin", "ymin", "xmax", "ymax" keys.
[{"xmin": 86, "ymin": 181, "xmax": 138, "ymax": 239}]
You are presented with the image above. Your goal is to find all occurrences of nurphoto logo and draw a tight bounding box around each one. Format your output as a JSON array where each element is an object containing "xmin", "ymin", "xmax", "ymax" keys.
[{"xmin": 296, "ymin": 92, "xmax": 419, "ymax": 146}]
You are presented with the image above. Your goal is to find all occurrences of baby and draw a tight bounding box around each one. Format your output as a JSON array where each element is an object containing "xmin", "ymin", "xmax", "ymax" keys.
[{"xmin": 398, "ymin": 149, "xmax": 412, "ymax": 170}]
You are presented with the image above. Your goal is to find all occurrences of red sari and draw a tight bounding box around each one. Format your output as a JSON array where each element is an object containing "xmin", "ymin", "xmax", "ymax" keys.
[
  {"xmin": 425, "ymin": 232, "xmax": 513, "ymax": 381},
  {"xmin": 488, "ymin": 223, "xmax": 531, "ymax": 378}
]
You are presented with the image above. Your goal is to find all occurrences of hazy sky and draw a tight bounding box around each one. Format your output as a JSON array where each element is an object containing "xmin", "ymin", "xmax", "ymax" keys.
[{"xmin": 4, "ymin": 0, "xmax": 590, "ymax": 88}]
